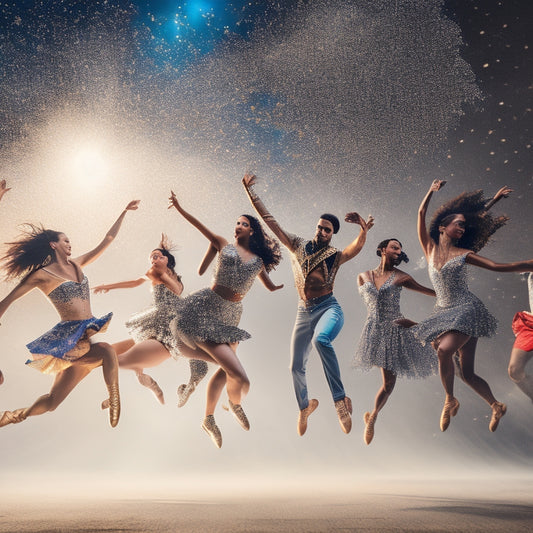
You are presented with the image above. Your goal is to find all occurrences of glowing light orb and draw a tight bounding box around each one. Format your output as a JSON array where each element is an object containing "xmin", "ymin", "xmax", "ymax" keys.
[{"xmin": 70, "ymin": 146, "xmax": 109, "ymax": 184}]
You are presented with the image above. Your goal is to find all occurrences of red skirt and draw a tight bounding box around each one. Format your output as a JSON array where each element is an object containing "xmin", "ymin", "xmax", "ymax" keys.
[{"xmin": 512, "ymin": 311, "xmax": 533, "ymax": 351}]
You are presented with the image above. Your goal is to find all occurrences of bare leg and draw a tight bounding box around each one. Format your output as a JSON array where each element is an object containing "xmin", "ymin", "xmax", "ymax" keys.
[
  {"xmin": 82, "ymin": 342, "xmax": 121, "ymax": 427},
  {"xmin": 433, "ymin": 331, "xmax": 471, "ymax": 431},
  {"xmin": 508, "ymin": 348, "xmax": 533, "ymax": 402},
  {"xmin": 363, "ymin": 368, "xmax": 396, "ymax": 445},
  {"xmin": 205, "ymin": 368, "xmax": 227, "ymax": 416},
  {"xmin": 1, "ymin": 363, "xmax": 92, "ymax": 428},
  {"xmin": 456, "ymin": 337, "xmax": 497, "ymax": 405},
  {"xmin": 196, "ymin": 341, "xmax": 249, "ymax": 405},
  {"xmin": 454, "ymin": 336, "xmax": 506, "ymax": 432}
]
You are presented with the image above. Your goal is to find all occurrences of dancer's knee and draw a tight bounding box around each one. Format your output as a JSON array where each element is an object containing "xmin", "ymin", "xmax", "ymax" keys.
[
  {"xmin": 508, "ymin": 363, "xmax": 525, "ymax": 383},
  {"xmin": 312, "ymin": 332, "xmax": 332, "ymax": 352}
]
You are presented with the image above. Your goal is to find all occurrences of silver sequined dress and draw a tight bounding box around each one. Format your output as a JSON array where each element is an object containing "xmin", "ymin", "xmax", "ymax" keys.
[
  {"xmin": 353, "ymin": 272, "xmax": 437, "ymax": 378},
  {"xmin": 412, "ymin": 253, "xmax": 497, "ymax": 344},
  {"xmin": 172, "ymin": 244, "xmax": 263, "ymax": 348},
  {"xmin": 125, "ymin": 283, "xmax": 183, "ymax": 359}
]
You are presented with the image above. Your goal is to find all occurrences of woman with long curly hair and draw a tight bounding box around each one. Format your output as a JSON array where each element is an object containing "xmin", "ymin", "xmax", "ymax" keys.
[
  {"xmin": 168, "ymin": 190, "xmax": 283, "ymax": 448},
  {"xmin": 92, "ymin": 235, "xmax": 209, "ymax": 407},
  {"xmin": 354, "ymin": 238, "xmax": 437, "ymax": 445},
  {"xmin": 414, "ymin": 181, "xmax": 533, "ymax": 433},
  {"xmin": 0, "ymin": 200, "xmax": 139, "ymax": 429}
]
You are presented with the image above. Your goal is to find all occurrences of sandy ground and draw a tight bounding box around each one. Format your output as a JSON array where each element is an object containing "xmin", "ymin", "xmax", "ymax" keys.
[{"xmin": 1, "ymin": 479, "xmax": 531, "ymax": 533}]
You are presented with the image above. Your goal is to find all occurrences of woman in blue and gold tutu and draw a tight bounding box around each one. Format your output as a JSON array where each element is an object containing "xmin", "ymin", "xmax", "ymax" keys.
[
  {"xmin": 168, "ymin": 190, "xmax": 283, "ymax": 448},
  {"xmin": 0, "ymin": 200, "xmax": 139, "ymax": 429},
  {"xmin": 354, "ymin": 238, "xmax": 437, "ymax": 445},
  {"xmin": 414, "ymin": 181, "xmax": 533, "ymax": 433},
  {"xmin": 92, "ymin": 234, "xmax": 209, "ymax": 407}
]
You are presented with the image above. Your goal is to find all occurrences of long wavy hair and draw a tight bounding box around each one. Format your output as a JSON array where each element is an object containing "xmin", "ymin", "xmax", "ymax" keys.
[
  {"xmin": 1, "ymin": 224, "xmax": 63, "ymax": 280},
  {"xmin": 241, "ymin": 214, "xmax": 281, "ymax": 272},
  {"xmin": 429, "ymin": 190, "xmax": 508, "ymax": 253},
  {"xmin": 152, "ymin": 233, "xmax": 181, "ymax": 282}
]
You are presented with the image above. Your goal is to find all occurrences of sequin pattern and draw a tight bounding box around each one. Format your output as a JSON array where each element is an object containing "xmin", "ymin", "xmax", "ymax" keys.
[
  {"xmin": 125, "ymin": 283, "xmax": 183, "ymax": 359},
  {"xmin": 353, "ymin": 272, "xmax": 437, "ymax": 378},
  {"xmin": 412, "ymin": 253, "xmax": 497, "ymax": 344},
  {"xmin": 172, "ymin": 244, "xmax": 263, "ymax": 348}
]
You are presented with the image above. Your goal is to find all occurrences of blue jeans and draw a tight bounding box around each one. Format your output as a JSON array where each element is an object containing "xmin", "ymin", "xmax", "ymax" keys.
[{"xmin": 290, "ymin": 294, "xmax": 345, "ymax": 410}]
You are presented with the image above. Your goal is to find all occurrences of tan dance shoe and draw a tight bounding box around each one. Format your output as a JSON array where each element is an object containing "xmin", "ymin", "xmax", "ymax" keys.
[
  {"xmin": 107, "ymin": 383, "xmax": 121, "ymax": 428},
  {"xmin": 137, "ymin": 373, "xmax": 165, "ymax": 405},
  {"xmin": 440, "ymin": 397, "xmax": 460, "ymax": 432},
  {"xmin": 335, "ymin": 397, "xmax": 352, "ymax": 434},
  {"xmin": 228, "ymin": 399, "xmax": 250, "ymax": 431},
  {"xmin": 202, "ymin": 415, "xmax": 222, "ymax": 448},
  {"xmin": 489, "ymin": 401, "xmax": 507, "ymax": 432},
  {"xmin": 297, "ymin": 398, "xmax": 319, "ymax": 436},
  {"xmin": 363, "ymin": 412, "xmax": 376, "ymax": 445}
]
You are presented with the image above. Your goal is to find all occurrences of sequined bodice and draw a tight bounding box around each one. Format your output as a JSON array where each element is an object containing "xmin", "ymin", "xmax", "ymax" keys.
[
  {"xmin": 152, "ymin": 283, "xmax": 181, "ymax": 310},
  {"xmin": 429, "ymin": 253, "xmax": 471, "ymax": 308},
  {"xmin": 359, "ymin": 272, "xmax": 402, "ymax": 321},
  {"xmin": 47, "ymin": 275, "xmax": 92, "ymax": 320},
  {"xmin": 213, "ymin": 244, "xmax": 263, "ymax": 294}
]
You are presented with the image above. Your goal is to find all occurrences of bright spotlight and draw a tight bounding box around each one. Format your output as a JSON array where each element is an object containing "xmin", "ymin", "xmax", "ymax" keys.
[{"xmin": 70, "ymin": 146, "xmax": 109, "ymax": 183}]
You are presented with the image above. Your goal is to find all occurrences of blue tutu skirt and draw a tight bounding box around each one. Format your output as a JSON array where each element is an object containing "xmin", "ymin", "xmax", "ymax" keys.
[{"xmin": 25, "ymin": 313, "xmax": 113, "ymax": 374}]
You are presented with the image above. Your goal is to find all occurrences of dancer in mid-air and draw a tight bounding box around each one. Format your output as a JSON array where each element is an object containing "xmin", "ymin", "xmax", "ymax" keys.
[
  {"xmin": 0, "ymin": 200, "xmax": 139, "ymax": 428},
  {"xmin": 243, "ymin": 172, "xmax": 373, "ymax": 436},
  {"xmin": 92, "ymin": 235, "xmax": 209, "ymax": 407},
  {"xmin": 508, "ymin": 273, "xmax": 533, "ymax": 402},
  {"xmin": 354, "ymin": 238, "xmax": 437, "ymax": 444},
  {"xmin": 414, "ymin": 181, "xmax": 532, "ymax": 432},
  {"xmin": 168, "ymin": 191, "xmax": 282, "ymax": 448}
]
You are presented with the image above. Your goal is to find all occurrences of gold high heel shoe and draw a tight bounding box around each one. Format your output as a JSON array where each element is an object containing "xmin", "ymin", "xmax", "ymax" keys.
[
  {"xmin": 202, "ymin": 415, "xmax": 222, "ymax": 448},
  {"xmin": 440, "ymin": 397, "xmax": 460, "ymax": 432},
  {"xmin": 363, "ymin": 412, "xmax": 377, "ymax": 445},
  {"xmin": 489, "ymin": 401, "xmax": 507, "ymax": 432},
  {"xmin": 0, "ymin": 408, "xmax": 26, "ymax": 427},
  {"xmin": 107, "ymin": 383, "xmax": 121, "ymax": 428},
  {"xmin": 228, "ymin": 399, "xmax": 250, "ymax": 431},
  {"xmin": 137, "ymin": 373, "xmax": 165, "ymax": 405}
]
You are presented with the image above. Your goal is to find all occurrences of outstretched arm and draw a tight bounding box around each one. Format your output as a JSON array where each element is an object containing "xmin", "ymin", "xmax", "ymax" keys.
[
  {"xmin": 402, "ymin": 275, "xmax": 436, "ymax": 297},
  {"xmin": 242, "ymin": 173, "xmax": 295, "ymax": 251},
  {"xmin": 92, "ymin": 278, "xmax": 146, "ymax": 293},
  {"xmin": 198, "ymin": 243, "xmax": 218, "ymax": 276},
  {"xmin": 258, "ymin": 269, "xmax": 284, "ymax": 292},
  {"xmin": 418, "ymin": 179, "xmax": 445, "ymax": 256},
  {"xmin": 465, "ymin": 254, "xmax": 533, "ymax": 273},
  {"xmin": 0, "ymin": 179, "xmax": 11, "ymax": 203},
  {"xmin": 484, "ymin": 186, "xmax": 512, "ymax": 212},
  {"xmin": 0, "ymin": 271, "xmax": 44, "ymax": 322},
  {"xmin": 338, "ymin": 213, "xmax": 374, "ymax": 266},
  {"xmin": 75, "ymin": 200, "xmax": 140, "ymax": 267},
  {"xmin": 168, "ymin": 191, "xmax": 227, "ymax": 252}
]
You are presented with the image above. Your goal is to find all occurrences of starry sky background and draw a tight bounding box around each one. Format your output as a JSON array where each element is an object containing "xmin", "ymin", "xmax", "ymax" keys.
[{"xmin": 0, "ymin": 0, "xmax": 531, "ymax": 495}]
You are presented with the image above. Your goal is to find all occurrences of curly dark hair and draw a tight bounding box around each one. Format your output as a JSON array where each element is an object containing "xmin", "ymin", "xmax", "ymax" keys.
[
  {"xmin": 376, "ymin": 238, "xmax": 409, "ymax": 264},
  {"xmin": 1, "ymin": 224, "xmax": 63, "ymax": 280},
  {"xmin": 241, "ymin": 214, "xmax": 281, "ymax": 272},
  {"xmin": 428, "ymin": 190, "xmax": 508, "ymax": 253}
]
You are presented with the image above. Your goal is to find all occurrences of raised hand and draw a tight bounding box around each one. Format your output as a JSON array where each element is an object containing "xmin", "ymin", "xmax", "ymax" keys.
[
  {"xmin": 493, "ymin": 186, "xmax": 513, "ymax": 201},
  {"xmin": 0, "ymin": 179, "xmax": 11, "ymax": 202},
  {"xmin": 242, "ymin": 172, "xmax": 257, "ymax": 188},
  {"xmin": 168, "ymin": 190, "xmax": 180, "ymax": 210},
  {"xmin": 125, "ymin": 200, "xmax": 140, "ymax": 211},
  {"xmin": 430, "ymin": 179, "xmax": 446, "ymax": 192}
]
